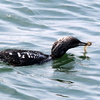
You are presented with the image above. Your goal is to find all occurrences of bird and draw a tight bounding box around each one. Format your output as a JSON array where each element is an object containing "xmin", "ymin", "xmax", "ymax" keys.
[{"xmin": 0, "ymin": 36, "xmax": 88, "ymax": 66}]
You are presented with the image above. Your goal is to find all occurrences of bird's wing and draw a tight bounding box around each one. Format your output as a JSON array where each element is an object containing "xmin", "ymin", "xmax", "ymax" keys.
[{"xmin": 0, "ymin": 49, "xmax": 49, "ymax": 66}]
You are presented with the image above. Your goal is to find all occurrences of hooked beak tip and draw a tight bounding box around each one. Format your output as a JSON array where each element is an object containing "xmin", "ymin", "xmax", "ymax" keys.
[{"xmin": 78, "ymin": 42, "xmax": 87, "ymax": 46}]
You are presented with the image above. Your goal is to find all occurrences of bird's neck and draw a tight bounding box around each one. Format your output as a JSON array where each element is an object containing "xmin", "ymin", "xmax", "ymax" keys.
[{"xmin": 51, "ymin": 47, "xmax": 68, "ymax": 59}]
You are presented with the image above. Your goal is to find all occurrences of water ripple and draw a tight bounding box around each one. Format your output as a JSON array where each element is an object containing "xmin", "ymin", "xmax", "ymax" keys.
[{"xmin": 0, "ymin": 0, "xmax": 100, "ymax": 100}]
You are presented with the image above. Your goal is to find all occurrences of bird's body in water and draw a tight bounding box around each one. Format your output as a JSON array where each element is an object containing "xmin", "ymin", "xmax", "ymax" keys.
[
  {"xmin": 0, "ymin": 36, "xmax": 89, "ymax": 66},
  {"xmin": 0, "ymin": 49, "xmax": 52, "ymax": 66}
]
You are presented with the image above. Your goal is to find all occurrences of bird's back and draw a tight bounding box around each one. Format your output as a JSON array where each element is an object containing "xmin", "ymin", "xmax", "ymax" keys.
[{"xmin": 0, "ymin": 49, "xmax": 51, "ymax": 66}]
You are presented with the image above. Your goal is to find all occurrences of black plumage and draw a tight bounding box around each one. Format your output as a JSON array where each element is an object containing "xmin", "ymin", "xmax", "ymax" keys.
[
  {"xmin": 0, "ymin": 36, "xmax": 87, "ymax": 66},
  {"xmin": 0, "ymin": 49, "xmax": 51, "ymax": 66}
]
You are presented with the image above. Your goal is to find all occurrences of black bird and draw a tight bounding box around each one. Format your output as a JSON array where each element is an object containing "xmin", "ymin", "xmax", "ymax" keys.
[{"xmin": 0, "ymin": 36, "xmax": 88, "ymax": 66}]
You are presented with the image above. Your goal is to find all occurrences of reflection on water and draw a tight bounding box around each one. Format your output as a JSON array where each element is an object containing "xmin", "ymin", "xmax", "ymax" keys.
[
  {"xmin": 0, "ymin": 0, "xmax": 100, "ymax": 99},
  {"xmin": 52, "ymin": 54, "xmax": 75, "ymax": 72},
  {"xmin": 81, "ymin": 52, "xmax": 90, "ymax": 60},
  {"xmin": 52, "ymin": 53, "xmax": 90, "ymax": 72},
  {"xmin": 56, "ymin": 94, "xmax": 69, "ymax": 98},
  {"xmin": 52, "ymin": 78, "xmax": 74, "ymax": 84}
]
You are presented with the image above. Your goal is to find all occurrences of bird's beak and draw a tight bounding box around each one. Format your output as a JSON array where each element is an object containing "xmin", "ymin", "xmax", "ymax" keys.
[{"xmin": 78, "ymin": 42, "xmax": 87, "ymax": 46}]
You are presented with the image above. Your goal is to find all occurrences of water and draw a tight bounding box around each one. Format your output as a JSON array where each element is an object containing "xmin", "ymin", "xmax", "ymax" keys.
[{"xmin": 0, "ymin": 0, "xmax": 100, "ymax": 100}]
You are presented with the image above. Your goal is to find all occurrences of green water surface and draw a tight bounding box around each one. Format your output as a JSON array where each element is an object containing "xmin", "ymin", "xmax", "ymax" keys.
[{"xmin": 0, "ymin": 0, "xmax": 100, "ymax": 100}]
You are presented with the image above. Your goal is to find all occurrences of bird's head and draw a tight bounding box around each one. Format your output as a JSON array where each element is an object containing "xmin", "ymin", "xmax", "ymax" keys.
[{"xmin": 51, "ymin": 36, "xmax": 88, "ymax": 59}]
